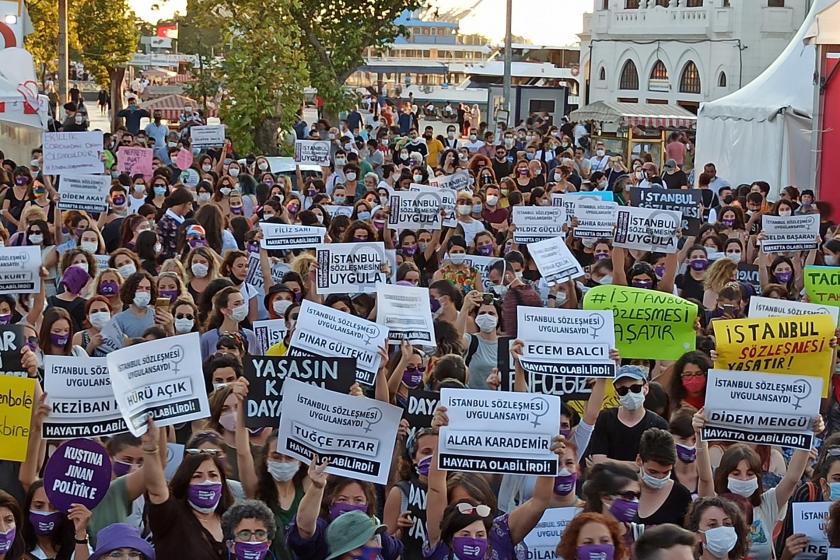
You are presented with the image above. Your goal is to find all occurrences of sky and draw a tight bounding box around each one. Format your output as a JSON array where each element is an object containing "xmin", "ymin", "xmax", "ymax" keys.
[{"xmin": 128, "ymin": 0, "xmax": 591, "ymax": 46}]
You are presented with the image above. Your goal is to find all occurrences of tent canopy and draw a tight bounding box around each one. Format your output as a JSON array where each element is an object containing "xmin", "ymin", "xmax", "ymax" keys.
[
  {"xmin": 805, "ymin": 0, "xmax": 840, "ymax": 44},
  {"xmin": 142, "ymin": 94, "xmax": 218, "ymax": 120},
  {"xmin": 571, "ymin": 100, "xmax": 697, "ymax": 129}
]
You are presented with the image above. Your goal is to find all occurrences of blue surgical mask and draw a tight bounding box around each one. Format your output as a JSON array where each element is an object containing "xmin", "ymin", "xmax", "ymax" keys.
[{"xmin": 830, "ymin": 482, "xmax": 840, "ymax": 501}]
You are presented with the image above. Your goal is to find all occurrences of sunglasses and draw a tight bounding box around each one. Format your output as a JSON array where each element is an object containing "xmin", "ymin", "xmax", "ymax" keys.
[
  {"xmin": 185, "ymin": 448, "xmax": 222, "ymax": 456},
  {"xmin": 175, "ymin": 313, "xmax": 194, "ymax": 321},
  {"xmin": 456, "ymin": 503, "xmax": 491, "ymax": 517},
  {"xmin": 615, "ymin": 383, "xmax": 645, "ymax": 397}
]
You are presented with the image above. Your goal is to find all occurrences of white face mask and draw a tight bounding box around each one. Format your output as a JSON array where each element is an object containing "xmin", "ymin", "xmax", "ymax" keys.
[
  {"xmin": 413, "ymin": 174, "xmax": 423, "ymax": 183},
  {"xmin": 702, "ymin": 526, "xmax": 738, "ymax": 558},
  {"xmin": 486, "ymin": 195, "xmax": 498, "ymax": 207},
  {"xmin": 727, "ymin": 475, "xmax": 759, "ymax": 497},
  {"xmin": 228, "ymin": 168, "xmax": 240, "ymax": 177},
  {"xmin": 89, "ymin": 311, "xmax": 111, "ymax": 330},
  {"xmin": 133, "ymin": 292, "xmax": 151, "ymax": 308},
  {"xmin": 191, "ymin": 263, "xmax": 209, "ymax": 278},
  {"xmin": 74, "ymin": 262, "xmax": 89, "ymax": 273},
  {"xmin": 553, "ymin": 173, "xmax": 563, "ymax": 182},
  {"xmin": 118, "ymin": 263, "xmax": 137, "ymax": 279},
  {"xmin": 457, "ymin": 205, "xmax": 472, "ymax": 216},
  {"xmin": 273, "ymin": 299, "xmax": 293, "ymax": 316},
  {"xmin": 641, "ymin": 467, "xmax": 671, "ymax": 490},
  {"xmin": 345, "ymin": 172, "xmax": 357, "ymax": 181},
  {"xmin": 596, "ymin": 149, "xmax": 605, "ymax": 157},
  {"xmin": 726, "ymin": 252, "xmax": 742, "ymax": 264},
  {"xmin": 474, "ymin": 313, "xmax": 498, "ymax": 333},
  {"xmin": 174, "ymin": 317, "xmax": 195, "ymax": 334},
  {"xmin": 202, "ymin": 164, "xmax": 212, "ymax": 172},
  {"xmin": 619, "ymin": 390, "xmax": 645, "ymax": 411},
  {"xmin": 230, "ymin": 303, "xmax": 249, "ymax": 323},
  {"xmin": 29, "ymin": 233, "xmax": 44, "ymax": 245},
  {"xmin": 80, "ymin": 241, "xmax": 98, "ymax": 253},
  {"xmin": 267, "ymin": 460, "xmax": 300, "ymax": 482},
  {"xmin": 197, "ymin": 192, "xmax": 212, "ymax": 203}
]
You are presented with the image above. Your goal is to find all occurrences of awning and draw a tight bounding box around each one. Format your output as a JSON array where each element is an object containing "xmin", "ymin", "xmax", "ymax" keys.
[
  {"xmin": 142, "ymin": 94, "xmax": 218, "ymax": 120},
  {"xmin": 570, "ymin": 100, "xmax": 697, "ymax": 129}
]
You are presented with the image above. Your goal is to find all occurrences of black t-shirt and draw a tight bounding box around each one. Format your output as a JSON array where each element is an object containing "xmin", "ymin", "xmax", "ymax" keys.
[
  {"xmin": 47, "ymin": 295, "xmax": 87, "ymax": 332},
  {"xmin": 492, "ymin": 159, "xmax": 512, "ymax": 180},
  {"xmin": 676, "ymin": 273, "xmax": 704, "ymax": 302},
  {"xmin": 663, "ymin": 170, "xmax": 688, "ymax": 189},
  {"xmin": 588, "ymin": 408, "xmax": 669, "ymax": 461},
  {"xmin": 636, "ymin": 481, "xmax": 692, "ymax": 526},
  {"xmin": 103, "ymin": 216, "xmax": 125, "ymax": 253}
]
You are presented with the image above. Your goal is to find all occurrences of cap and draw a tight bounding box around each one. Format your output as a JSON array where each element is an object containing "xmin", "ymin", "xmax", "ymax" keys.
[
  {"xmin": 63, "ymin": 102, "xmax": 77, "ymax": 112},
  {"xmin": 664, "ymin": 159, "xmax": 677, "ymax": 169},
  {"xmin": 614, "ymin": 365, "xmax": 648, "ymax": 384},
  {"xmin": 185, "ymin": 224, "xmax": 206, "ymax": 238},
  {"xmin": 326, "ymin": 511, "xmax": 385, "ymax": 560},
  {"xmin": 90, "ymin": 524, "xmax": 155, "ymax": 560}
]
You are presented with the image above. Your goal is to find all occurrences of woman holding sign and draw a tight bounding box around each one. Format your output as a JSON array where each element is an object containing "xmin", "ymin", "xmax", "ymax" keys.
[{"xmin": 20, "ymin": 480, "xmax": 92, "ymax": 560}]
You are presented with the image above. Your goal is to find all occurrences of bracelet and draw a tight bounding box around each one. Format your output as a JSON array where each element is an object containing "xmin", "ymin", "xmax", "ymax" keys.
[
  {"xmin": 142, "ymin": 447, "xmax": 159, "ymax": 454},
  {"xmin": 75, "ymin": 537, "xmax": 88, "ymax": 545}
]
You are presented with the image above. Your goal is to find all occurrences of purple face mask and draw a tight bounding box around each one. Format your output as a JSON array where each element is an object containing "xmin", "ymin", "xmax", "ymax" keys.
[
  {"xmin": 401, "ymin": 245, "xmax": 417, "ymax": 257},
  {"xmin": 594, "ymin": 252, "xmax": 609, "ymax": 261},
  {"xmin": 722, "ymin": 219, "xmax": 735, "ymax": 228},
  {"xmin": 689, "ymin": 258, "xmax": 708, "ymax": 272},
  {"xmin": 430, "ymin": 298, "xmax": 441, "ymax": 313},
  {"xmin": 0, "ymin": 313, "xmax": 11, "ymax": 325},
  {"xmin": 654, "ymin": 265, "xmax": 665, "ymax": 279},
  {"xmin": 775, "ymin": 271, "xmax": 793, "ymax": 284},
  {"xmin": 631, "ymin": 280, "xmax": 653, "ymax": 290},
  {"xmin": 416, "ymin": 455, "xmax": 432, "ymax": 478},
  {"xmin": 553, "ymin": 471, "xmax": 577, "ymax": 496},
  {"xmin": 159, "ymin": 289, "xmax": 179, "ymax": 303},
  {"xmin": 559, "ymin": 428, "xmax": 572, "ymax": 439},
  {"xmin": 577, "ymin": 544, "xmax": 615, "ymax": 560},
  {"xmin": 451, "ymin": 536, "xmax": 487, "ymax": 560},
  {"xmin": 113, "ymin": 460, "xmax": 133, "ymax": 478},
  {"xmin": 187, "ymin": 481, "xmax": 223, "ymax": 512},
  {"xmin": 188, "ymin": 238, "xmax": 208, "ymax": 249},
  {"xmin": 50, "ymin": 333, "xmax": 69, "ymax": 347},
  {"xmin": 477, "ymin": 245, "xmax": 494, "ymax": 256},
  {"xmin": 609, "ymin": 497, "xmax": 639, "ymax": 523},
  {"xmin": 329, "ymin": 502, "xmax": 367, "ymax": 520},
  {"xmin": 29, "ymin": 511, "xmax": 63, "ymax": 536},
  {"xmin": 0, "ymin": 527, "xmax": 16, "ymax": 554},
  {"xmin": 676, "ymin": 443, "xmax": 697, "ymax": 464},
  {"xmin": 234, "ymin": 541, "xmax": 270, "ymax": 560},
  {"xmin": 99, "ymin": 280, "xmax": 119, "ymax": 296},
  {"xmin": 402, "ymin": 367, "xmax": 423, "ymax": 389}
]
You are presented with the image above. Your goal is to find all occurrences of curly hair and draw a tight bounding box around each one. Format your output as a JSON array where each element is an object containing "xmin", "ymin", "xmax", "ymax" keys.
[
  {"xmin": 221, "ymin": 499, "xmax": 277, "ymax": 541},
  {"xmin": 684, "ymin": 496, "xmax": 751, "ymax": 560},
  {"xmin": 557, "ymin": 513, "xmax": 624, "ymax": 560}
]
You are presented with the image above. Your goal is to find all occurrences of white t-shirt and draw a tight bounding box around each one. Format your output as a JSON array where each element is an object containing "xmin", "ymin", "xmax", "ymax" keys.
[
  {"xmin": 465, "ymin": 140, "xmax": 485, "ymax": 153},
  {"xmin": 751, "ymin": 487, "xmax": 780, "ymax": 560},
  {"xmin": 457, "ymin": 219, "xmax": 486, "ymax": 247}
]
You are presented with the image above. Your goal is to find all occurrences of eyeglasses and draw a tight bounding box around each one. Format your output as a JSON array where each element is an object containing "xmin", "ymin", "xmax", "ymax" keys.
[
  {"xmin": 185, "ymin": 448, "xmax": 222, "ymax": 456},
  {"xmin": 107, "ymin": 551, "xmax": 143, "ymax": 559},
  {"xmin": 615, "ymin": 491, "xmax": 641, "ymax": 501},
  {"xmin": 456, "ymin": 503, "xmax": 491, "ymax": 518},
  {"xmin": 235, "ymin": 529, "xmax": 268, "ymax": 542},
  {"xmin": 175, "ymin": 314, "xmax": 194, "ymax": 321},
  {"xmin": 615, "ymin": 384, "xmax": 645, "ymax": 397}
]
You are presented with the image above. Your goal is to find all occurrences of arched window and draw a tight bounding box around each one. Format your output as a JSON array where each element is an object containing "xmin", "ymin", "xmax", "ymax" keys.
[
  {"xmin": 649, "ymin": 60, "xmax": 669, "ymax": 92},
  {"xmin": 599, "ymin": 67, "xmax": 606, "ymax": 81},
  {"xmin": 619, "ymin": 60, "xmax": 639, "ymax": 90},
  {"xmin": 718, "ymin": 71, "xmax": 727, "ymax": 87},
  {"xmin": 679, "ymin": 61, "xmax": 701, "ymax": 94}
]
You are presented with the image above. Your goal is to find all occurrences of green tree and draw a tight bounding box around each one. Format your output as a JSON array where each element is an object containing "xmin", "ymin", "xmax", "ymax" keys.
[
  {"xmin": 175, "ymin": 0, "xmax": 225, "ymax": 58},
  {"xmin": 24, "ymin": 0, "xmax": 81, "ymax": 87},
  {"xmin": 182, "ymin": 54, "xmax": 223, "ymax": 112}
]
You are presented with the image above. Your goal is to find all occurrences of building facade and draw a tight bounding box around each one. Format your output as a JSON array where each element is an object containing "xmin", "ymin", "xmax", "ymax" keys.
[{"xmin": 579, "ymin": 0, "xmax": 810, "ymax": 112}]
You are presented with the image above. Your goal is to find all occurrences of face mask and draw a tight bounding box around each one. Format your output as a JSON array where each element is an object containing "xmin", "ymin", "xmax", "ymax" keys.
[
  {"xmin": 631, "ymin": 279, "xmax": 653, "ymax": 290},
  {"xmin": 199, "ymin": 163, "xmax": 212, "ymax": 173},
  {"xmin": 234, "ymin": 541, "xmax": 269, "ymax": 560},
  {"xmin": 29, "ymin": 510, "xmax": 63, "ymax": 536},
  {"xmin": 825, "ymin": 255, "xmax": 838, "ymax": 266},
  {"xmin": 775, "ymin": 271, "xmax": 793, "ymax": 283},
  {"xmin": 702, "ymin": 526, "xmax": 738, "ymax": 558},
  {"xmin": 0, "ymin": 528, "xmax": 16, "ymax": 554},
  {"xmin": 504, "ymin": 139, "xmax": 514, "ymax": 149},
  {"xmin": 89, "ymin": 311, "xmax": 111, "ymax": 330},
  {"xmin": 0, "ymin": 313, "xmax": 11, "ymax": 325},
  {"xmin": 269, "ymin": 300, "xmax": 291, "ymax": 318},
  {"xmin": 619, "ymin": 391, "xmax": 645, "ymax": 411},
  {"xmin": 476, "ymin": 244, "xmax": 494, "ymax": 257},
  {"xmin": 553, "ymin": 468, "xmax": 577, "ymax": 496},
  {"xmin": 553, "ymin": 173, "xmax": 563, "ymax": 183},
  {"xmin": 416, "ymin": 455, "xmax": 432, "ymax": 478},
  {"xmin": 373, "ymin": 219, "xmax": 386, "ymax": 231},
  {"xmin": 727, "ymin": 475, "xmax": 758, "ymax": 497},
  {"xmin": 609, "ymin": 497, "xmax": 638, "ymax": 522},
  {"xmin": 676, "ymin": 443, "xmax": 697, "ymax": 464},
  {"xmin": 28, "ymin": 233, "xmax": 44, "ymax": 245},
  {"xmin": 197, "ymin": 192, "xmax": 212, "ymax": 203},
  {"xmin": 724, "ymin": 252, "xmax": 741, "ymax": 264},
  {"xmin": 99, "ymin": 280, "xmax": 119, "ymax": 296},
  {"xmin": 112, "ymin": 460, "xmax": 134, "ymax": 478},
  {"xmin": 79, "ymin": 240, "xmax": 99, "ymax": 254},
  {"xmin": 231, "ymin": 206, "xmax": 244, "ymax": 215},
  {"xmin": 154, "ymin": 186, "xmax": 166, "ymax": 197},
  {"xmin": 595, "ymin": 149, "xmax": 606, "ymax": 157},
  {"xmin": 220, "ymin": 187, "xmax": 232, "ymax": 197},
  {"xmin": 578, "ymin": 544, "xmax": 614, "ymax": 560},
  {"xmin": 267, "ymin": 459, "xmax": 300, "ymax": 482},
  {"xmin": 346, "ymin": 172, "xmax": 357, "ymax": 182},
  {"xmin": 469, "ymin": 134, "xmax": 477, "ymax": 142},
  {"xmin": 399, "ymin": 151, "xmax": 409, "ymax": 161},
  {"xmin": 174, "ymin": 317, "xmax": 195, "ymax": 334},
  {"xmin": 186, "ymin": 262, "xmax": 209, "ymax": 279},
  {"xmin": 74, "ymin": 261, "xmax": 90, "ymax": 273},
  {"xmin": 187, "ymin": 480, "xmax": 223, "ymax": 513},
  {"xmin": 641, "ymin": 467, "xmax": 671, "ymax": 490},
  {"xmin": 682, "ymin": 375, "xmax": 706, "ymax": 393},
  {"xmin": 228, "ymin": 168, "xmax": 240, "ymax": 178},
  {"xmin": 131, "ymin": 292, "xmax": 151, "ymax": 308},
  {"xmin": 16, "ymin": 175, "xmax": 30, "ymax": 187},
  {"xmin": 430, "ymin": 297, "xmax": 441, "ymax": 313},
  {"xmin": 230, "ymin": 303, "xmax": 249, "ymax": 323},
  {"xmin": 457, "ymin": 205, "xmax": 471, "ymax": 216},
  {"xmin": 452, "ymin": 536, "xmax": 487, "ymax": 560},
  {"xmin": 118, "ymin": 263, "xmax": 137, "ymax": 279},
  {"xmin": 333, "ymin": 195, "xmax": 347, "ymax": 205},
  {"xmin": 357, "ymin": 211, "xmax": 371, "ymax": 221},
  {"xmin": 448, "ymin": 253, "xmax": 466, "ymax": 265},
  {"xmin": 329, "ymin": 502, "xmax": 367, "ymax": 521},
  {"xmin": 474, "ymin": 313, "xmax": 498, "ymax": 333},
  {"xmin": 402, "ymin": 366, "xmax": 423, "ymax": 389},
  {"xmin": 688, "ymin": 258, "xmax": 708, "ymax": 272},
  {"xmin": 779, "ymin": 210, "xmax": 792, "ymax": 217},
  {"xmin": 829, "ymin": 482, "xmax": 840, "ymax": 501}
]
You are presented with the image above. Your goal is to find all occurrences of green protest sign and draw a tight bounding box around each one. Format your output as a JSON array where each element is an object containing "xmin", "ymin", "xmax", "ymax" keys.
[
  {"xmin": 804, "ymin": 266, "xmax": 840, "ymax": 308},
  {"xmin": 582, "ymin": 285, "xmax": 698, "ymax": 360}
]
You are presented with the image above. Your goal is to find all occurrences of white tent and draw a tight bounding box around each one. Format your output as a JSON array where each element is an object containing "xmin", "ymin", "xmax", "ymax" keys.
[
  {"xmin": 0, "ymin": 47, "xmax": 49, "ymax": 163},
  {"xmin": 694, "ymin": 0, "xmax": 837, "ymax": 196}
]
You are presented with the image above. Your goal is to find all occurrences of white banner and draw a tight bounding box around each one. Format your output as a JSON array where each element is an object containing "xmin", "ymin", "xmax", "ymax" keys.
[
  {"xmin": 429, "ymin": 171, "xmax": 472, "ymax": 192},
  {"xmin": 0, "ymin": 246, "xmax": 41, "ymax": 294},
  {"xmin": 529, "ymin": 236, "xmax": 584, "ymax": 285},
  {"xmin": 438, "ymin": 388, "xmax": 560, "ymax": 475},
  {"xmin": 324, "ymin": 205, "xmax": 354, "ymax": 218},
  {"xmin": 761, "ymin": 215, "xmax": 820, "ymax": 253},
  {"xmin": 748, "ymin": 296, "xmax": 839, "ymax": 324},
  {"xmin": 573, "ymin": 199, "xmax": 617, "ymax": 239},
  {"xmin": 107, "ymin": 333, "xmax": 210, "ymax": 436},
  {"xmin": 288, "ymin": 300, "xmax": 388, "ymax": 386},
  {"xmin": 294, "ymin": 140, "xmax": 331, "ymax": 166},
  {"xmin": 58, "ymin": 175, "xmax": 110, "ymax": 213},
  {"xmin": 613, "ymin": 206, "xmax": 681, "ymax": 254},
  {"xmin": 252, "ymin": 319, "xmax": 288, "ymax": 354},
  {"xmin": 409, "ymin": 183, "xmax": 456, "ymax": 227},
  {"xmin": 512, "ymin": 207, "xmax": 567, "ymax": 244},
  {"xmin": 276, "ymin": 379, "xmax": 402, "ymax": 484},
  {"xmin": 387, "ymin": 190, "xmax": 442, "ymax": 230},
  {"xmin": 189, "ymin": 125, "xmax": 225, "ymax": 148},
  {"xmin": 43, "ymin": 131, "xmax": 104, "ymax": 175},
  {"xmin": 702, "ymin": 369, "xmax": 822, "ymax": 450},
  {"xmin": 523, "ymin": 508, "xmax": 577, "ymax": 560},
  {"xmin": 314, "ymin": 242, "xmax": 388, "ymax": 294},
  {"xmin": 375, "ymin": 282, "xmax": 436, "ymax": 346},
  {"xmin": 259, "ymin": 223, "xmax": 326, "ymax": 250},
  {"xmin": 792, "ymin": 502, "xmax": 831, "ymax": 560},
  {"xmin": 43, "ymin": 356, "xmax": 127, "ymax": 438}
]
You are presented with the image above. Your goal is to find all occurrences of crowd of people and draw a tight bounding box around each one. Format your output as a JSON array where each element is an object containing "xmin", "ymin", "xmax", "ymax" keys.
[{"xmin": 0, "ymin": 103, "xmax": 837, "ymax": 560}]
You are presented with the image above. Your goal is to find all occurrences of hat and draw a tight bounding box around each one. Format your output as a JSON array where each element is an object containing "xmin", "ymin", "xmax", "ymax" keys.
[
  {"xmin": 91, "ymin": 524, "xmax": 155, "ymax": 560},
  {"xmin": 185, "ymin": 224, "xmax": 206, "ymax": 238},
  {"xmin": 63, "ymin": 102, "xmax": 77, "ymax": 112},
  {"xmin": 664, "ymin": 159, "xmax": 677, "ymax": 170},
  {"xmin": 614, "ymin": 365, "xmax": 647, "ymax": 384},
  {"xmin": 326, "ymin": 511, "xmax": 385, "ymax": 560}
]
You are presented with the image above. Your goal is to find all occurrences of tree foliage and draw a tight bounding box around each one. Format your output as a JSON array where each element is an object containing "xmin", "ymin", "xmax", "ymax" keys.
[
  {"xmin": 24, "ymin": 0, "xmax": 81, "ymax": 84},
  {"xmin": 72, "ymin": 0, "xmax": 139, "ymax": 85}
]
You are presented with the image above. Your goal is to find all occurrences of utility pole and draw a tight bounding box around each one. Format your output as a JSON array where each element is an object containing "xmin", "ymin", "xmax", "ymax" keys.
[
  {"xmin": 57, "ymin": 0, "xmax": 68, "ymax": 117},
  {"xmin": 502, "ymin": 0, "xmax": 512, "ymax": 128}
]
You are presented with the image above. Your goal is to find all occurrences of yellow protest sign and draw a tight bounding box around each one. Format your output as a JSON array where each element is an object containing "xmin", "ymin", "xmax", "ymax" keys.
[
  {"xmin": 0, "ymin": 375, "xmax": 36, "ymax": 462},
  {"xmin": 712, "ymin": 315, "xmax": 835, "ymax": 396}
]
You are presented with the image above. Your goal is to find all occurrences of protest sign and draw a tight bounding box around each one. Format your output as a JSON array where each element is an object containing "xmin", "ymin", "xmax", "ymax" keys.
[
  {"xmin": 748, "ymin": 296, "xmax": 839, "ymax": 324},
  {"xmin": 0, "ymin": 376, "xmax": 36, "ymax": 461},
  {"xmin": 245, "ymin": 249, "xmax": 290, "ymax": 294},
  {"xmin": 259, "ymin": 223, "xmax": 326, "ymax": 250},
  {"xmin": 189, "ymin": 125, "xmax": 225, "ymax": 148},
  {"xmin": 175, "ymin": 149, "xmax": 193, "ymax": 170},
  {"xmin": 738, "ymin": 263, "xmax": 763, "ymax": 296},
  {"xmin": 528, "ymin": 236, "xmax": 584, "ymax": 285},
  {"xmin": 294, "ymin": 140, "xmax": 331, "ymax": 166},
  {"xmin": 324, "ymin": 205, "xmax": 354, "ymax": 218},
  {"xmin": 792, "ymin": 502, "xmax": 831, "ymax": 560},
  {"xmin": 551, "ymin": 194, "xmax": 575, "ymax": 220},
  {"xmin": 58, "ymin": 175, "xmax": 110, "ymax": 213},
  {"xmin": 43, "ymin": 131, "xmax": 104, "ymax": 175},
  {"xmin": 512, "ymin": 207, "xmax": 567, "ymax": 244},
  {"xmin": 761, "ymin": 215, "xmax": 820, "ymax": 253},
  {"xmin": 630, "ymin": 187, "xmax": 702, "ymax": 235},
  {"xmin": 437, "ymin": 388, "xmax": 560, "ymax": 475},
  {"xmin": 116, "ymin": 147, "xmax": 153, "ymax": 179},
  {"xmin": 613, "ymin": 206, "xmax": 681, "ymax": 254},
  {"xmin": 702, "ymin": 370, "xmax": 821, "ymax": 450},
  {"xmin": 565, "ymin": 191, "xmax": 614, "ymax": 202},
  {"xmin": 462, "ymin": 255, "xmax": 504, "ymax": 292},
  {"xmin": 583, "ymin": 285, "xmax": 698, "ymax": 360},
  {"xmin": 43, "ymin": 356, "xmax": 126, "ymax": 438},
  {"xmin": 315, "ymin": 242, "xmax": 388, "ymax": 294},
  {"xmin": 403, "ymin": 389, "xmax": 439, "ymax": 436},
  {"xmin": 804, "ymin": 266, "xmax": 840, "ymax": 308},
  {"xmin": 243, "ymin": 356, "xmax": 356, "ymax": 429},
  {"xmin": 429, "ymin": 171, "xmax": 472, "ymax": 192},
  {"xmin": 276, "ymin": 379, "xmax": 402, "ymax": 484},
  {"xmin": 0, "ymin": 325, "xmax": 26, "ymax": 377},
  {"xmin": 107, "ymin": 332, "xmax": 210, "ymax": 436},
  {"xmin": 572, "ymin": 199, "xmax": 617, "ymax": 239},
  {"xmin": 375, "ymin": 283, "xmax": 435, "ymax": 346},
  {"xmin": 164, "ymin": 443, "xmax": 185, "ymax": 481},
  {"xmin": 252, "ymin": 319, "xmax": 288, "ymax": 354},
  {"xmin": 523, "ymin": 508, "xmax": 577, "ymax": 560},
  {"xmin": 0, "ymin": 245, "xmax": 41, "ymax": 294},
  {"xmin": 43, "ymin": 438, "xmax": 111, "ymax": 511},
  {"xmin": 288, "ymin": 300, "xmax": 388, "ymax": 386},
  {"xmin": 409, "ymin": 184, "xmax": 456, "ymax": 227},
  {"xmin": 180, "ymin": 168, "xmax": 200, "ymax": 187},
  {"xmin": 388, "ymin": 190, "xmax": 442, "ymax": 230},
  {"xmin": 712, "ymin": 315, "xmax": 834, "ymax": 395}
]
